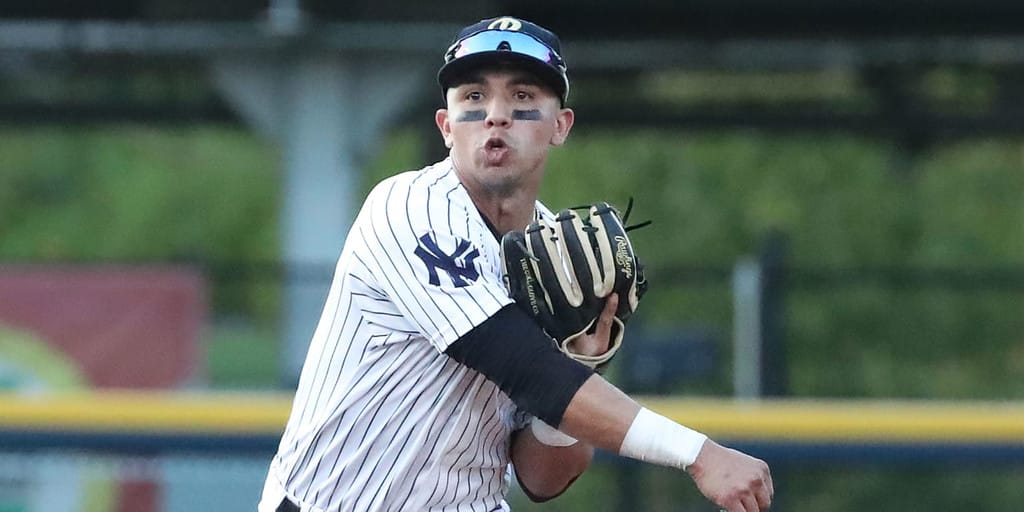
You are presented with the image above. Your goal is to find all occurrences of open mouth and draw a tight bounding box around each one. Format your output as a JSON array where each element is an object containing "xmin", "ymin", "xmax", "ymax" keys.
[
  {"xmin": 482, "ymin": 137, "xmax": 510, "ymax": 165},
  {"xmin": 485, "ymin": 137, "xmax": 507, "ymax": 150}
]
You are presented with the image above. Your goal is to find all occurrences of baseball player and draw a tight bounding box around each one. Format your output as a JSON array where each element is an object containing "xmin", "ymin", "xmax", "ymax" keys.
[{"xmin": 258, "ymin": 16, "xmax": 773, "ymax": 512}]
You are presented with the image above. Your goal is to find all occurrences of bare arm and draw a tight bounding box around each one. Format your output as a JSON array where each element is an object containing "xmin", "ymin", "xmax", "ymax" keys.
[
  {"xmin": 447, "ymin": 297, "xmax": 773, "ymax": 510},
  {"xmin": 508, "ymin": 297, "xmax": 621, "ymax": 501},
  {"xmin": 556, "ymin": 296, "xmax": 642, "ymax": 451},
  {"xmin": 559, "ymin": 374, "xmax": 639, "ymax": 451},
  {"xmin": 558, "ymin": 299, "xmax": 775, "ymax": 512},
  {"xmin": 509, "ymin": 426, "xmax": 593, "ymax": 501}
]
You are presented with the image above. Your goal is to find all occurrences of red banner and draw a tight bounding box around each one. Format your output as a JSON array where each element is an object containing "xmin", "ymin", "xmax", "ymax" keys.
[{"xmin": 0, "ymin": 266, "xmax": 205, "ymax": 389}]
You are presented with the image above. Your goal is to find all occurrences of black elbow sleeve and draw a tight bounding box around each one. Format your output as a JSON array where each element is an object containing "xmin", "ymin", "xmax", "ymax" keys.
[{"xmin": 445, "ymin": 305, "xmax": 593, "ymax": 426}]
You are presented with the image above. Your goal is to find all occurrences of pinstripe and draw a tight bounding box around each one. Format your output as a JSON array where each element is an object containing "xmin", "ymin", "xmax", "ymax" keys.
[
  {"xmin": 264, "ymin": 159, "xmax": 523, "ymax": 512},
  {"xmin": 287, "ymin": 261, "xmax": 384, "ymax": 464},
  {"xmin": 282, "ymin": 284, "xmax": 349, "ymax": 441},
  {"xmin": 421, "ymin": 177, "xmax": 498, "ymax": 324},
  {"xmin": 442, "ymin": 381, "xmax": 503, "ymax": 507},
  {"xmin": 302, "ymin": 331, "xmax": 417, "ymax": 505},
  {"xmin": 348, "ymin": 273, "xmax": 386, "ymax": 297},
  {"xmin": 296, "ymin": 290, "xmax": 358, "ymax": 421},
  {"xmin": 291, "ymin": 325, "xmax": 398, "ymax": 498},
  {"xmin": 363, "ymin": 224, "xmax": 452, "ymax": 337},
  {"xmin": 475, "ymin": 414, "xmax": 509, "ymax": 505},
  {"xmin": 373, "ymin": 360, "xmax": 468, "ymax": 510},
  {"xmin": 299, "ymin": 331, "xmax": 414, "ymax": 503},
  {"xmin": 445, "ymin": 184, "xmax": 460, "ymax": 235},
  {"xmin": 398, "ymin": 175, "xmax": 475, "ymax": 328},
  {"xmin": 425, "ymin": 373, "xmax": 490, "ymax": 506},
  {"xmin": 351, "ymin": 251, "xmax": 423, "ymax": 335},
  {"xmin": 386, "ymin": 366, "xmax": 477, "ymax": 511},
  {"xmin": 462, "ymin": 387, "xmax": 506, "ymax": 506},
  {"xmin": 364, "ymin": 181, "xmax": 448, "ymax": 336},
  {"xmin": 449, "ymin": 183, "xmax": 516, "ymax": 314},
  {"xmin": 391, "ymin": 363, "xmax": 478, "ymax": 510},
  {"xmin": 331, "ymin": 342, "xmax": 441, "ymax": 507},
  {"xmin": 285, "ymin": 295, "xmax": 361, "ymax": 482}
]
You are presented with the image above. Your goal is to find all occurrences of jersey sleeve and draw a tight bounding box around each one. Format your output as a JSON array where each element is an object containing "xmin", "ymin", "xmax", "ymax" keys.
[{"xmin": 353, "ymin": 176, "xmax": 513, "ymax": 352}]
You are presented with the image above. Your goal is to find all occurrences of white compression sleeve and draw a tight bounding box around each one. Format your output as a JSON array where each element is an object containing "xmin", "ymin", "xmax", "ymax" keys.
[
  {"xmin": 618, "ymin": 407, "xmax": 708, "ymax": 469},
  {"xmin": 530, "ymin": 418, "xmax": 579, "ymax": 447}
]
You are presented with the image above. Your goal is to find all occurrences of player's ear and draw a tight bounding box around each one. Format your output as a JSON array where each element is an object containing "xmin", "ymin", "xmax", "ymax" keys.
[
  {"xmin": 436, "ymin": 109, "xmax": 454, "ymax": 148},
  {"xmin": 550, "ymin": 107, "xmax": 574, "ymax": 146}
]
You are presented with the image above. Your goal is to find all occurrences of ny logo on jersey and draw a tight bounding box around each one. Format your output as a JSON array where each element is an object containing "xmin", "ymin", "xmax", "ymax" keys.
[{"xmin": 414, "ymin": 233, "xmax": 481, "ymax": 287}]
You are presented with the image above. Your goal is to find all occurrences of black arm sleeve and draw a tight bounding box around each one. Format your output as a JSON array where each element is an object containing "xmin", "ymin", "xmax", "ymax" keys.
[{"xmin": 444, "ymin": 304, "xmax": 594, "ymax": 427}]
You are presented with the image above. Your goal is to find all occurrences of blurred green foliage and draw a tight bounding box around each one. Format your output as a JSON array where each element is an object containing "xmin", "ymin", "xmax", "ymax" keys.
[
  {"xmin": 0, "ymin": 125, "xmax": 282, "ymax": 321},
  {"xmin": 0, "ymin": 125, "xmax": 280, "ymax": 260},
  {"xmin": 2, "ymin": 123, "xmax": 1022, "ymax": 397},
  {"xmin": 2, "ymin": 122, "xmax": 1023, "ymax": 510}
]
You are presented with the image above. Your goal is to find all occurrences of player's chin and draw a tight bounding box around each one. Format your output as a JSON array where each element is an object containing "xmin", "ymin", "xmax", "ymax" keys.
[{"xmin": 474, "ymin": 164, "xmax": 530, "ymax": 194}]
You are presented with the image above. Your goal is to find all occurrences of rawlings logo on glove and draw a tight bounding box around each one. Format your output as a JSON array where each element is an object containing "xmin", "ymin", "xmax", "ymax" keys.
[{"xmin": 500, "ymin": 200, "xmax": 649, "ymax": 372}]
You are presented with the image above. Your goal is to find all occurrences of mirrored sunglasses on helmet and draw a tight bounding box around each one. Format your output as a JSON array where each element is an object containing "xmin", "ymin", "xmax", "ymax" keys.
[{"xmin": 444, "ymin": 30, "xmax": 566, "ymax": 72}]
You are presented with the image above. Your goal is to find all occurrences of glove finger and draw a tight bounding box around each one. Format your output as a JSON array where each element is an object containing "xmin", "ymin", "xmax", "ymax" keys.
[
  {"xmin": 589, "ymin": 202, "xmax": 640, "ymax": 320},
  {"xmin": 500, "ymin": 230, "xmax": 559, "ymax": 329},
  {"xmin": 634, "ymin": 256, "xmax": 649, "ymax": 301},
  {"xmin": 525, "ymin": 219, "xmax": 589, "ymax": 339},
  {"xmin": 553, "ymin": 208, "xmax": 604, "ymax": 312},
  {"xmin": 584, "ymin": 205, "xmax": 618, "ymax": 298}
]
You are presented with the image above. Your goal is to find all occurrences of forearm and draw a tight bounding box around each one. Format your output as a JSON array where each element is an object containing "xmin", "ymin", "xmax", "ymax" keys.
[
  {"xmin": 510, "ymin": 424, "xmax": 594, "ymax": 501},
  {"xmin": 556, "ymin": 374, "xmax": 640, "ymax": 453},
  {"xmin": 559, "ymin": 375, "xmax": 708, "ymax": 470},
  {"xmin": 445, "ymin": 307, "xmax": 706, "ymax": 468},
  {"xmin": 515, "ymin": 377, "xmax": 771, "ymax": 511}
]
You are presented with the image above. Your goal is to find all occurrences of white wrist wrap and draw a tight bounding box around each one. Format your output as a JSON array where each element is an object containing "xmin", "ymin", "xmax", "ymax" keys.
[
  {"xmin": 530, "ymin": 418, "xmax": 579, "ymax": 447},
  {"xmin": 619, "ymin": 407, "xmax": 708, "ymax": 469}
]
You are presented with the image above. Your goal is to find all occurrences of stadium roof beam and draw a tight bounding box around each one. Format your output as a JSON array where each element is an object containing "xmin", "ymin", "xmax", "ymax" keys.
[{"xmin": 4, "ymin": 20, "xmax": 1024, "ymax": 70}]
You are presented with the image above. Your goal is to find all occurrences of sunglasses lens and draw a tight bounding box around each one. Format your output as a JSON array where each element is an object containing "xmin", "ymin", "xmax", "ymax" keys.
[{"xmin": 447, "ymin": 31, "xmax": 563, "ymax": 69}]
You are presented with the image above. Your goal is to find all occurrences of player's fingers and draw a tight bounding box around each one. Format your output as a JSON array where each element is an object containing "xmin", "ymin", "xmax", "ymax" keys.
[
  {"xmin": 718, "ymin": 499, "xmax": 746, "ymax": 512},
  {"xmin": 602, "ymin": 293, "xmax": 619, "ymax": 317},
  {"xmin": 755, "ymin": 483, "xmax": 772, "ymax": 510},
  {"xmin": 596, "ymin": 294, "xmax": 617, "ymax": 335},
  {"xmin": 717, "ymin": 495, "xmax": 747, "ymax": 512},
  {"xmin": 740, "ymin": 493, "xmax": 760, "ymax": 512},
  {"xmin": 584, "ymin": 294, "xmax": 617, "ymax": 333}
]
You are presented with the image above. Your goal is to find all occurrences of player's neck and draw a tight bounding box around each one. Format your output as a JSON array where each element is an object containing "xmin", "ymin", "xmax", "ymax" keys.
[
  {"xmin": 474, "ymin": 195, "xmax": 536, "ymax": 236},
  {"xmin": 450, "ymin": 156, "xmax": 541, "ymax": 234}
]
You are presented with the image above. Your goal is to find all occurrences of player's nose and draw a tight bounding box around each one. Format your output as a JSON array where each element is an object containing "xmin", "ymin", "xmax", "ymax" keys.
[{"xmin": 484, "ymin": 100, "xmax": 512, "ymax": 128}]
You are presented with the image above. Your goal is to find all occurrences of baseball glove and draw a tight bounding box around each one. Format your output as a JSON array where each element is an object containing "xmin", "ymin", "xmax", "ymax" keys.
[{"xmin": 500, "ymin": 200, "xmax": 649, "ymax": 370}]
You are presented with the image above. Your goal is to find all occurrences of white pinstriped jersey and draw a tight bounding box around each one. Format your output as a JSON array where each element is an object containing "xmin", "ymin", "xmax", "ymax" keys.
[{"xmin": 261, "ymin": 158, "xmax": 552, "ymax": 512}]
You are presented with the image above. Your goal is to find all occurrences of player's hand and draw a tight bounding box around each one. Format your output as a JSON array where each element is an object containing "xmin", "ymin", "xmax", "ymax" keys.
[
  {"xmin": 565, "ymin": 294, "xmax": 618, "ymax": 357},
  {"xmin": 687, "ymin": 440, "xmax": 773, "ymax": 512}
]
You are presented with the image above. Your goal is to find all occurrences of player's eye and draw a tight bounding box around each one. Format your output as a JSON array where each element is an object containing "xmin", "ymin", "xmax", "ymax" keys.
[
  {"xmin": 514, "ymin": 90, "xmax": 533, "ymax": 101},
  {"xmin": 465, "ymin": 91, "xmax": 484, "ymax": 101}
]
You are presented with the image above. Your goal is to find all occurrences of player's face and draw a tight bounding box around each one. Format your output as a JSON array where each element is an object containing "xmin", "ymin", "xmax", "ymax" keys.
[{"xmin": 436, "ymin": 68, "xmax": 574, "ymax": 196}]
